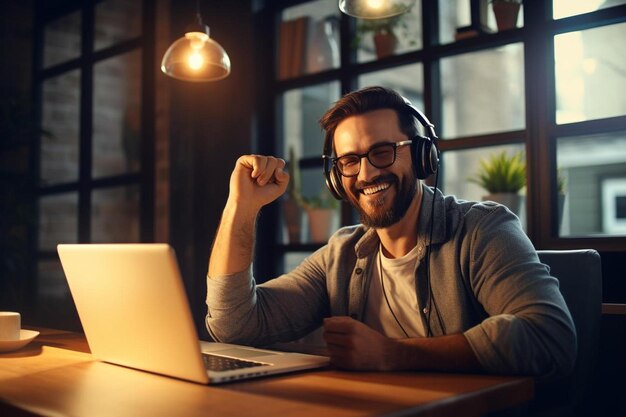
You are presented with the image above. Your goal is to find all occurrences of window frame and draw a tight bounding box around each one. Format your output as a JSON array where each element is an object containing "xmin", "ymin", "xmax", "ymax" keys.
[{"xmin": 32, "ymin": 0, "xmax": 156, "ymax": 288}]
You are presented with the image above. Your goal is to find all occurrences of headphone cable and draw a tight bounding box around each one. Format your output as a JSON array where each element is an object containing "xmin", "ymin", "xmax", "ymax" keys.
[
  {"xmin": 379, "ymin": 248, "xmax": 410, "ymax": 338},
  {"xmin": 426, "ymin": 167, "xmax": 446, "ymax": 336}
]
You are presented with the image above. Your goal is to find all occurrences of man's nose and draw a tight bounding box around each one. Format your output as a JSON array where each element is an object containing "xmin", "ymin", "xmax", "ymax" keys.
[{"xmin": 358, "ymin": 156, "xmax": 380, "ymax": 181}]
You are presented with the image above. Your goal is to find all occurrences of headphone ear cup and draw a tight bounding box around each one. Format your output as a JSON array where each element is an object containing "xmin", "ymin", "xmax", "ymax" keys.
[
  {"xmin": 328, "ymin": 165, "xmax": 345, "ymax": 200},
  {"xmin": 412, "ymin": 136, "xmax": 439, "ymax": 179},
  {"xmin": 422, "ymin": 138, "xmax": 439, "ymax": 178},
  {"xmin": 427, "ymin": 139, "xmax": 440, "ymax": 176}
]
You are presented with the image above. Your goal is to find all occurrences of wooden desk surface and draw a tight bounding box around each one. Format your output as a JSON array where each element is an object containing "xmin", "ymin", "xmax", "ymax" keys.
[{"xmin": 0, "ymin": 328, "xmax": 533, "ymax": 417}]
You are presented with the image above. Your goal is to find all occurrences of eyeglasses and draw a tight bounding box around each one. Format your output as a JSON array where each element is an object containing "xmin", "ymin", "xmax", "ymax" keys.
[{"xmin": 330, "ymin": 140, "xmax": 413, "ymax": 177}]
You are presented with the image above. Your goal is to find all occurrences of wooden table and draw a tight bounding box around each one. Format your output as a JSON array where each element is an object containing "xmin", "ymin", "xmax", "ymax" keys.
[{"xmin": 0, "ymin": 328, "xmax": 533, "ymax": 417}]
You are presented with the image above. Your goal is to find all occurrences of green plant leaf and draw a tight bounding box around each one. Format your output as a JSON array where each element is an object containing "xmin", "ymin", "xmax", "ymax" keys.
[{"xmin": 468, "ymin": 151, "xmax": 526, "ymax": 193}]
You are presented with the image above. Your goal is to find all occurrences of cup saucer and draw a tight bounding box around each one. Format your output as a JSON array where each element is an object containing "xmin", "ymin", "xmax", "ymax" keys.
[{"xmin": 0, "ymin": 329, "xmax": 40, "ymax": 353}]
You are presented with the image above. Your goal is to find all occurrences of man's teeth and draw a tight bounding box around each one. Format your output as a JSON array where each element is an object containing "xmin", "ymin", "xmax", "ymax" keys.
[{"xmin": 362, "ymin": 183, "xmax": 391, "ymax": 195}]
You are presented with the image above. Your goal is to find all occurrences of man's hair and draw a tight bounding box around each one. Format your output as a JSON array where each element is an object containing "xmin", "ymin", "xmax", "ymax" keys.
[{"xmin": 319, "ymin": 86, "xmax": 419, "ymax": 155}]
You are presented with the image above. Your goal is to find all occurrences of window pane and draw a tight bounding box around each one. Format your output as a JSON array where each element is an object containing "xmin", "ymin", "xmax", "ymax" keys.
[
  {"xmin": 38, "ymin": 259, "xmax": 69, "ymax": 299},
  {"xmin": 355, "ymin": 0, "xmax": 422, "ymax": 63},
  {"xmin": 557, "ymin": 132, "xmax": 626, "ymax": 237},
  {"xmin": 441, "ymin": 43, "xmax": 525, "ymax": 138},
  {"xmin": 442, "ymin": 144, "xmax": 526, "ymax": 229},
  {"xmin": 358, "ymin": 63, "xmax": 424, "ymax": 110},
  {"xmin": 40, "ymin": 70, "xmax": 81, "ymax": 185},
  {"xmin": 438, "ymin": 0, "xmax": 523, "ymax": 44},
  {"xmin": 280, "ymin": 83, "xmax": 340, "ymax": 245},
  {"xmin": 91, "ymin": 185, "xmax": 140, "ymax": 242},
  {"xmin": 36, "ymin": 259, "xmax": 81, "ymax": 330},
  {"xmin": 278, "ymin": 0, "xmax": 340, "ymax": 79},
  {"xmin": 553, "ymin": 0, "xmax": 625, "ymax": 19},
  {"xmin": 281, "ymin": 82, "xmax": 340, "ymax": 159},
  {"xmin": 44, "ymin": 11, "xmax": 81, "ymax": 68},
  {"xmin": 555, "ymin": 23, "xmax": 626, "ymax": 124},
  {"xmin": 440, "ymin": 0, "xmax": 472, "ymax": 44},
  {"xmin": 95, "ymin": 0, "xmax": 142, "ymax": 51},
  {"xmin": 92, "ymin": 50, "xmax": 142, "ymax": 178},
  {"xmin": 38, "ymin": 193, "xmax": 79, "ymax": 251}
]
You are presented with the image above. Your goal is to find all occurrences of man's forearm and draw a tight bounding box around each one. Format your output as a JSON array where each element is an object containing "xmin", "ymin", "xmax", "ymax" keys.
[
  {"xmin": 392, "ymin": 333, "xmax": 482, "ymax": 372},
  {"xmin": 208, "ymin": 199, "xmax": 259, "ymax": 277}
]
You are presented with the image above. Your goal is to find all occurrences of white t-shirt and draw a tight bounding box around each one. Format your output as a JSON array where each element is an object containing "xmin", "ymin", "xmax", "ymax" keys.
[{"xmin": 363, "ymin": 244, "xmax": 426, "ymax": 338}]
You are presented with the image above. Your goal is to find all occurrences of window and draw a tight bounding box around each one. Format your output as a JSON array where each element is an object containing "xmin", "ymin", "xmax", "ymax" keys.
[
  {"xmin": 260, "ymin": 0, "xmax": 626, "ymax": 279},
  {"xmin": 34, "ymin": 0, "xmax": 155, "ymax": 327}
]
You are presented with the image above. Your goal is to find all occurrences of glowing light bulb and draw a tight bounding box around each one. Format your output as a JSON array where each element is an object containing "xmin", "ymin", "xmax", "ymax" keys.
[
  {"xmin": 188, "ymin": 52, "xmax": 204, "ymax": 70},
  {"xmin": 366, "ymin": 0, "xmax": 384, "ymax": 10},
  {"xmin": 186, "ymin": 32, "xmax": 209, "ymax": 50}
]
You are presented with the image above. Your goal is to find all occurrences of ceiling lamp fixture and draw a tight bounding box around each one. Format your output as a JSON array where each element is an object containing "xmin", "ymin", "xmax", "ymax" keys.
[
  {"xmin": 338, "ymin": 0, "xmax": 415, "ymax": 19},
  {"xmin": 161, "ymin": 1, "xmax": 231, "ymax": 82}
]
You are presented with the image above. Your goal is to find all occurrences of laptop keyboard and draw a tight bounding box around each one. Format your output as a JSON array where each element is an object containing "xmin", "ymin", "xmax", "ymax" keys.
[{"xmin": 202, "ymin": 353, "xmax": 270, "ymax": 372}]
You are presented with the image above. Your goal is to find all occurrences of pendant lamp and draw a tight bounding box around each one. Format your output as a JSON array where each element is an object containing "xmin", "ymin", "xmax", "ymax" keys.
[
  {"xmin": 161, "ymin": 2, "xmax": 231, "ymax": 82},
  {"xmin": 338, "ymin": 0, "xmax": 415, "ymax": 19}
]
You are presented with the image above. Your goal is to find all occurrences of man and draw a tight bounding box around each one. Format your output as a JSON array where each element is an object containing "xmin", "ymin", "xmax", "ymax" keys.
[{"xmin": 207, "ymin": 86, "xmax": 576, "ymax": 379}]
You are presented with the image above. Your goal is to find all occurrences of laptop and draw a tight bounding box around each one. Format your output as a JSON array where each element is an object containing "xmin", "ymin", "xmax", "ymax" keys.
[{"xmin": 57, "ymin": 243, "xmax": 329, "ymax": 384}]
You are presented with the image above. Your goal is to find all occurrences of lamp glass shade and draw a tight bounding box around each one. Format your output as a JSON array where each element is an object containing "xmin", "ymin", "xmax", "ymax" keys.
[
  {"xmin": 161, "ymin": 31, "xmax": 231, "ymax": 82},
  {"xmin": 338, "ymin": 0, "xmax": 415, "ymax": 19}
]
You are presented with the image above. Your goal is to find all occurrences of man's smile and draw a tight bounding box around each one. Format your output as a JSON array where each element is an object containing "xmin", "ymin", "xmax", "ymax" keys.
[{"xmin": 360, "ymin": 182, "xmax": 392, "ymax": 196}]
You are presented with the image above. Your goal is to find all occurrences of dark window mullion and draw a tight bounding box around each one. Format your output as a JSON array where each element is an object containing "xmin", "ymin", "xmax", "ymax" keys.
[
  {"xmin": 549, "ymin": 4, "xmax": 626, "ymax": 35},
  {"xmin": 140, "ymin": 0, "xmax": 156, "ymax": 243},
  {"xmin": 422, "ymin": 0, "xmax": 441, "ymax": 190},
  {"xmin": 78, "ymin": 2, "xmax": 95, "ymax": 243},
  {"xmin": 31, "ymin": 3, "xmax": 48, "ymax": 301},
  {"xmin": 523, "ymin": 0, "xmax": 552, "ymax": 243}
]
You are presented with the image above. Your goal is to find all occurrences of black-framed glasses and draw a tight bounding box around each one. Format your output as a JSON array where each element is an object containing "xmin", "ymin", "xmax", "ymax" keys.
[{"xmin": 330, "ymin": 140, "xmax": 413, "ymax": 177}]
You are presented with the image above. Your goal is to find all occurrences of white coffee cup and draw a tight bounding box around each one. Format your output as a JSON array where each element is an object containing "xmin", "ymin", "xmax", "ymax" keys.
[{"xmin": 0, "ymin": 312, "xmax": 21, "ymax": 341}]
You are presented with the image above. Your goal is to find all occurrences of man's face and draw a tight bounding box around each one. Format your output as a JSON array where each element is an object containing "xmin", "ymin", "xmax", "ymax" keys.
[{"xmin": 333, "ymin": 109, "xmax": 417, "ymax": 228}]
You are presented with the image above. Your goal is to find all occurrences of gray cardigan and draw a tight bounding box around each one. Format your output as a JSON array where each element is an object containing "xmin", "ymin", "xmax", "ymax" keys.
[{"xmin": 206, "ymin": 185, "xmax": 576, "ymax": 379}]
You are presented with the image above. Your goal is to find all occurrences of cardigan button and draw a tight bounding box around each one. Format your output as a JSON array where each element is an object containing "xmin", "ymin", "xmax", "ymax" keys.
[{"xmin": 355, "ymin": 268, "xmax": 363, "ymax": 274}]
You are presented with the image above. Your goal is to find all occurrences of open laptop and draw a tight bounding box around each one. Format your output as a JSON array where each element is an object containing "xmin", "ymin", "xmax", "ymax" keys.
[{"xmin": 57, "ymin": 243, "xmax": 329, "ymax": 384}]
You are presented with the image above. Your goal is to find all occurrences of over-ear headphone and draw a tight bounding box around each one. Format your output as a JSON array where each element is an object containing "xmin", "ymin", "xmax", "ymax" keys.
[{"xmin": 322, "ymin": 98, "xmax": 440, "ymax": 200}]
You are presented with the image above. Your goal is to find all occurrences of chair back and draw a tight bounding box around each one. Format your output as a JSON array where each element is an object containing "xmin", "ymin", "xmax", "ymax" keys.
[{"xmin": 535, "ymin": 249, "xmax": 602, "ymax": 415}]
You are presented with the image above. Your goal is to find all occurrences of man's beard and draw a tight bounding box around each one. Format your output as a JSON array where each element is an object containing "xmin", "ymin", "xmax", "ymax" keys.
[{"xmin": 347, "ymin": 172, "xmax": 417, "ymax": 228}]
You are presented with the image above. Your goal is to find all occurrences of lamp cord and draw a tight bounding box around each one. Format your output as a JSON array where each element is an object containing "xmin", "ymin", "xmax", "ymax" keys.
[{"xmin": 195, "ymin": 0, "xmax": 202, "ymax": 25}]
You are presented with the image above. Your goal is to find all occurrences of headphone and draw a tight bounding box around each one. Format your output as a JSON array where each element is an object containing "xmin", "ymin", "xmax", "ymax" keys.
[{"xmin": 322, "ymin": 98, "xmax": 440, "ymax": 200}]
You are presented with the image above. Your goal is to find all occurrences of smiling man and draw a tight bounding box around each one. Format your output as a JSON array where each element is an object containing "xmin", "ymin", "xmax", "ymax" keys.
[{"xmin": 206, "ymin": 86, "xmax": 576, "ymax": 379}]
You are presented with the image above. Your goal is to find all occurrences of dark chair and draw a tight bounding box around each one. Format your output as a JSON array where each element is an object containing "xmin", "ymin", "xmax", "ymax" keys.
[{"xmin": 531, "ymin": 249, "xmax": 602, "ymax": 417}]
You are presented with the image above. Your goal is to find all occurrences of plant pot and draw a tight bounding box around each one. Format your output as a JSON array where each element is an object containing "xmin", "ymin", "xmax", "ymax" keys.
[
  {"xmin": 484, "ymin": 193, "xmax": 522, "ymax": 218},
  {"xmin": 282, "ymin": 198, "xmax": 302, "ymax": 244},
  {"xmin": 373, "ymin": 32, "xmax": 397, "ymax": 59},
  {"xmin": 306, "ymin": 208, "xmax": 335, "ymax": 243},
  {"xmin": 492, "ymin": 2, "xmax": 520, "ymax": 31}
]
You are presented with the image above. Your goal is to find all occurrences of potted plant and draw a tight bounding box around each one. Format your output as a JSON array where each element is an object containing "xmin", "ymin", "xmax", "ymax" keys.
[
  {"xmin": 469, "ymin": 150, "xmax": 526, "ymax": 216},
  {"xmin": 302, "ymin": 188, "xmax": 339, "ymax": 243},
  {"xmin": 353, "ymin": 8, "xmax": 416, "ymax": 59},
  {"xmin": 491, "ymin": 0, "xmax": 522, "ymax": 32},
  {"xmin": 283, "ymin": 147, "xmax": 340, "ymax": 244}
]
